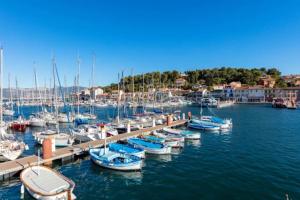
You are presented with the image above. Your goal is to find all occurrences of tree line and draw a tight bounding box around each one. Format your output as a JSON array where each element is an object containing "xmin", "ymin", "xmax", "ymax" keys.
[{"xmin": 103, "ymin": 67, "xmax": 285, "ymax": 93}]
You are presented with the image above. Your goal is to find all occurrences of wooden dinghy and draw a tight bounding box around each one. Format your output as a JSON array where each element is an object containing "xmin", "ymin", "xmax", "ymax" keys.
[{"xmin": 20, "ymin": 166, "xmax": 76, "ymax": 200}]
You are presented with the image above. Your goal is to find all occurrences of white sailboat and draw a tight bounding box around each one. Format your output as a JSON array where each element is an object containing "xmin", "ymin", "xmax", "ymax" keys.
[
  {"xmin": 3, "ymin": 73, "xmax": 15, "ymax": 116},
  {"xmin": 29, "ymin": 68, "xmax": 46, "ymax": 127},
  {"xmin": 0, "ymin": 47, "xmax": 28, "ymax": 161},
  {"xmin": 34, "ymin": 58, "xmax": 75, "ymax": 147}
]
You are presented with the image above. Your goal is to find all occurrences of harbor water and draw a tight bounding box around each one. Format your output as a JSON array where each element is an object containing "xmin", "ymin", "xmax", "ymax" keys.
[{"xmin": 0, "ymin": 104, "xmax": 300, "ymax": 199}]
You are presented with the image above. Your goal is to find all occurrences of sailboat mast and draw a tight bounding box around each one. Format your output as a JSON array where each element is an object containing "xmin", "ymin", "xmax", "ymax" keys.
[
  {"xmin": 122, "ymin": 70, "xmax": 125, "ymax": 116},
  {"xmin": 0, "ymin": 47, "xmax": 3, "ymax": 124},
  {"xmin": 8, "ymin": 73, "xmax": 14, "ymax": 112},
  {"xmin": 76, "ymin": 56, "xmax": 80, "ymax": 115},
  {"xmin": 90, "ymin": 54, "xmax": 95, "ymax": 115},
  {"xmin": 142, "ymin": 73, "xmax": 145, "ymax": 109},
  {"xmin": 15, "ymin": 77, "xmax": 20, "ymax": 115},
  {"xmin": 52, "ymin": 57, "xmax": 58, "ymax": 117},
  {"xmin": 117, "ymin": 73, "xmax": 120, "ymax": 123}
]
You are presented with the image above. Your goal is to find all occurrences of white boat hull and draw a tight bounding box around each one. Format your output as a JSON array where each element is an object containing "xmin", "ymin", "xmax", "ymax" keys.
[
  {"xmin": 26, "ymin": 186, "xmax": 76, "ymax": 200},
  {"xmin": 91, "ymin": 156, "xmax": 142, "ymax": 171},
  {"xmin": 20, "ymin": 166, "xmax": 76, "ymax": 200},
  {"xmin": 35, "ymin": 133, "xmax": 74, "ymax": 147},
  {"xmin": 30, "ymin": 120, "xmax": 46, "ymax": 127}
]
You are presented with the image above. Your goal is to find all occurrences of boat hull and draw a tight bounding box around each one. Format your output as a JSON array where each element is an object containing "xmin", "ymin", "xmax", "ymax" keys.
[
  {"xmin": 10, "ymin": 123, "xmax": 27, "ymax": 132},
  {"xmin": 25, "ymin": 186, "xmax": 76, "ymax": 200},
  {"xmin": 0, "ymin": 149, "xmax": 23, "ymax": 161},
  {"xmin": 91, "ymin": 156, "xmax": 142, "ymax": 171},
  {"xmin": 188, "ymin": 122, "xmax": 220, "ymax": 131}
]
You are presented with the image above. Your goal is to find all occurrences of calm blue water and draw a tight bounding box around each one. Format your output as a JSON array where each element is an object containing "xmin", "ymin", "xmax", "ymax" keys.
[{"xmin": 1, "ymin": 104, "xmax": 300, "ymax": 200}]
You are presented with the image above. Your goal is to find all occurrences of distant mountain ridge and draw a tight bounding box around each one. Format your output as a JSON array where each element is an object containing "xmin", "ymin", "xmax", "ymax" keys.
[{"xmin": 2, "ymin": 86, "xmax": 86, "ymax": 99}]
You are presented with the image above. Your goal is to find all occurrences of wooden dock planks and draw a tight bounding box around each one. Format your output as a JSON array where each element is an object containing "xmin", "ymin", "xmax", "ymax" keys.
[{"xmin": 0, "ymin": 120, "xmax": 187, "ymax": 179}]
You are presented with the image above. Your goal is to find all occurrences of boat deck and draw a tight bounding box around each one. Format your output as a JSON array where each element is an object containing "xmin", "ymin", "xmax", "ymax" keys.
[{"xmin": 0, "ymin": 119, "xmax": 187, "ymax": 180}]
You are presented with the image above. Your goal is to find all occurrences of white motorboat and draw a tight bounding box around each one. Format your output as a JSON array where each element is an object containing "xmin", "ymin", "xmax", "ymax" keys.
[
  {"xmin": 3, "ymin": 109, "xmax": 14, "ymax": 116},
  {"xmin": 72, "ymin": 125, "xmax": 105, "ymax": 143},
  {"xmin": 20, "ymin": 166, "xmax": 76, "ymax": 200},
  {"xmin": 29, "ymin": 115, "xmax": 46, "ymax": 127},
  {"xmin": 58, "ymin": 113, "xmax": 74, "ymax": 123},
  {"xmin": 163, "ymin": 127, "xmax": 201, "ymax": 140},
  {"xmin": 128, "ymin": 138, "xmax": 172, "ymax": 155},
  {"xmin": 34, "ymin": 130, "xmax": 74, "ymax": 147},
  {"xmin": 90, "ymin": 148, "xmax": 142, "ymax": 171}
]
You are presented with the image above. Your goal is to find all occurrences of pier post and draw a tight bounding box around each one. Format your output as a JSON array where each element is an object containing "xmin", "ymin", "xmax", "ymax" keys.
[
  {"xmin": 167, "ymin": 115, "xmax": 173, "ymax": 126},
  {"xmin": 51, "ymin": 137, "xmax": 56, "ymax": 152},
  {"xmin": 127, "ymin": 122, "xmax": 131, "ymax": 133},
  {"xmin": 43, "ymin": 137, "xmax": 53, "ymax": 166},
  {"xmin": 152, "ymin": 118, "xmax": 156, "ymax": 127},
  {"xmin": 101, "ymin": 125, "xmax": 107, "ymax": 139},
  {"xmin": 188, "ymin": 112, "xmax": 192, "ymax": 120}
]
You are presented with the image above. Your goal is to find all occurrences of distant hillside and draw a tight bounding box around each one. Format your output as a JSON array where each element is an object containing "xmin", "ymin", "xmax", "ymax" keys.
[
  {"xmin": 2, "ymin": 86, "xmax": 86, "ymax": 99},
  {"xmin": 103, "ymin": 67, "xmax": 283, "ymax": 92}
]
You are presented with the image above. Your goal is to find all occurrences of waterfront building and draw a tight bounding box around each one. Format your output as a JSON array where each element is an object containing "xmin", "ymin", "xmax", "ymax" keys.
[
  {"xmin": 264, "ymin": 87, "xmax": 300, "ymax": 102},
  {"xmin": 233, "ymin": 86, "xmax": 265, "ymax": 103},
  {"xmin": 175, "ymin": 78, "xmax": 187, "ymax": 87},
  {"xmin": 186, "ymin": 89, "xmax": 208, "ymax": 102},
  {"xmin": 259, "ymin": 75, "xmax": 276, "ymax": 88},
  {"xmin": 90, "ymin": 87, "xmax": 104, "ymax": 100},
  {"xmin": 282, "ymin": 74, "xmax": 300, "ymax": 86}
]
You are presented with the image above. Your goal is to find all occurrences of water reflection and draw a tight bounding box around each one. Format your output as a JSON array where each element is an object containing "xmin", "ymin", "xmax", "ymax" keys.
[
  {"xmin": 146, "ymin": 154, "xmax": 172, "ymax": 162},
  {"xmin": 186, "ymin": 140, "xmax": 202, "ymax": 147}
]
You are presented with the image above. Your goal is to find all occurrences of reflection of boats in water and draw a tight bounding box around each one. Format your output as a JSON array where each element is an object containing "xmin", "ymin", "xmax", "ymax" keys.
[
  {"xmin": 171, "ymin": 147, "xmax": 183, "ymax": 155},
  {"xmin": 111, "ymin": 170, "xmax": 143, "ymax": 181},
  {"xmin": 146, "ymin": 154, "xmax": 172, "ymax": 162},
  {"xmin": 186, "ymin": 139, "xmax": 201, "ymax": 147}
]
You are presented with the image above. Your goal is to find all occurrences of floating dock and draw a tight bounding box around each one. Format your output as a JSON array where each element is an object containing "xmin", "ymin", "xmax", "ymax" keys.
[{"xmin": 0, "ymin": 119, "xmax": 187, "ymax": 181}]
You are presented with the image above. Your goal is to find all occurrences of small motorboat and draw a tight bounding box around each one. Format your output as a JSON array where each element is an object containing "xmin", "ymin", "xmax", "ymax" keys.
[
  {"xmin": 187, "ymin": 120, "xmax": 220, "ymax": 131},
  {"xmin": 72, "ymin": 125, "xmax": 105, "ymax": 143},
  {"xmin": 74, "ymin": 114, "xmax": 89, "ymax": 125},
  {"xmin": 153, "ymin": 131, "xmax": 185, "ymax": 143},
  {"xmin": 144, "ymin": 135, "xmax": 165, "ymax": 143},
  {"xmin": 115, "ymin": 126, "xmax": 140, "ymax": 134},
  {"xmin": 89, "ymin": 148, "xmax": 142, "ymax": 171},
  {"xmin": 82, "ymin": 113, "xmax": 97, "ymax": 120},
  {"xmin": 162, "ymin": 127, "xmax": 183, "ymax": 135},
  {"xmin": 200, "ymin": 116, "xmax": 233, "ymax": 127},
  {"xmin": 127, "ymin": 138, "xmax": 172, "ymax": 155},
  {"xmin": 20, "ymin": 166, "xmax": 76, "ymax": 200},
  {"xmin": 109, "ymin": 143, "xmax": 145, "ymax": 159},
  {"xmin": 180, "ymin": 130, "xmax": 201, "ymax": 140},
  {"xmin": 3, "ymin": 109, "xmax": 14, "ymax": 116},
  {"xmin": 29, "ymin": 115, "xmax": 46, "ymax": 127},
  {"xmin": 192, "ymin": 118, "xmax": 230, "ymax": 130},
  {"xmin": 34, "ymin": 130, "xmax": 74, "ymax": 147},
  {"xmin": 58, "ymin": 113, "xmax": 74, "ymax": 123}
]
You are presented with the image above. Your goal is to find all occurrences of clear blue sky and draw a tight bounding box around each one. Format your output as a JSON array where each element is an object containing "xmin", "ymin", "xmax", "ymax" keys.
[{"xmin": 1, "ymin": 0, "xmax": 300, "ymax": 88}]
